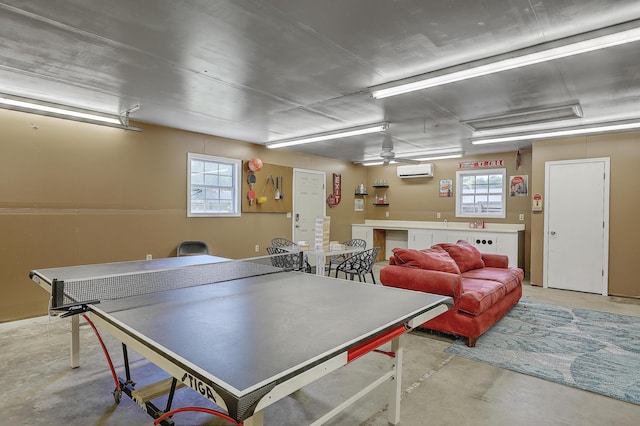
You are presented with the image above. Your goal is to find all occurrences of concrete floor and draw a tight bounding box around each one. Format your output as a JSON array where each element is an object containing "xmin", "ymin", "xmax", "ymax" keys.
[{"xmin": 3, "ymin": 265, "xmax": 640, "ymax": 425}]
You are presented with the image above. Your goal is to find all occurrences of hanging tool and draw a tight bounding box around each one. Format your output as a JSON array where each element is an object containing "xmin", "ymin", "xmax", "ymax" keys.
[
  {"xmin": 247, "ymin": 173, "xmax": 256, "ymax": 205},
  {"xmin": 264, "ymin": 175, "xmax": 274, "ymax": 196},
  {"xmin": 279, "ymin": 176, "xmax": 284, "ymax": 199}
]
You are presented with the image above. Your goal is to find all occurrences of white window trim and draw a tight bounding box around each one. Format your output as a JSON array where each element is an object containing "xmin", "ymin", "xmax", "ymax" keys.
[
  {"xmin": 187, "ymin": 152, "xmax": 242, "ymax": 217},
  {"xmin": 455, "ymin": 168, "xmax": 507, "ymax": 219}
]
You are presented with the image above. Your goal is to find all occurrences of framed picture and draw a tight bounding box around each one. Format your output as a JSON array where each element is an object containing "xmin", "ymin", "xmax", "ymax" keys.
[
  {"xmin": 439, "ymin": 179, "xmax": 453, "ymax": 197},
  {"xmin": 510, "ymin": 175, "xmax": 528, "ymax": 197}
]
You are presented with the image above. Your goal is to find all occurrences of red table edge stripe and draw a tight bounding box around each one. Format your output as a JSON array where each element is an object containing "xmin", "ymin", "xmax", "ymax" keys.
[{"xmin": 347, "ymin": 324, "xmax": 407, "ymax": 363}]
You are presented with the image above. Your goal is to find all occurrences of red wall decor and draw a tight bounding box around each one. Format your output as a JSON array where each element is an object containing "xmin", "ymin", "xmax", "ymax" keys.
[{"xmin": 327, "ymin": 173, "xmax": 342, "ymax": 207}]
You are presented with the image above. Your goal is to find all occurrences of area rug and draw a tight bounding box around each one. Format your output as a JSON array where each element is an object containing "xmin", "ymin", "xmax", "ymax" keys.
[{"xmin": 445, "ymin": 299, "xmax": 640, "ymax": 404}]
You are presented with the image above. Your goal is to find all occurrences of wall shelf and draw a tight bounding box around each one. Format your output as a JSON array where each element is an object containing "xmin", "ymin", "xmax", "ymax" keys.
[{"xmin": 373, "ymin": 184, "xmax": 389, "ymax": 205}]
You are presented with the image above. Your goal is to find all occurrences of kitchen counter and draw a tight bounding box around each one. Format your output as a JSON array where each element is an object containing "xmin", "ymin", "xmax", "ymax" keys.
[{"xmin": 359, "ymin": 220, "xmax": 525, "ymax": 233}]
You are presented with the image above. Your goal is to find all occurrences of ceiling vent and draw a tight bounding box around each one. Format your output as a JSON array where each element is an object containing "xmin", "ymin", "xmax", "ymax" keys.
[{"xmin": 462, "ymin": 103, "xmax": 583, "ymax": 131}]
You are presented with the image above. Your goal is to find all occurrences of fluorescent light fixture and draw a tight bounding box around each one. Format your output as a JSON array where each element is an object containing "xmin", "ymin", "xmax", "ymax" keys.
[
  {"xmin": 371, "ymin": 25, "xmax": 640, "ymax": 99},
  {"xmin": 0, "ymin": 93, "xmax": 138, "ymax": 129},
  {"xmin": 412, "ymin": 153, "xmax": 463, "ymax": 161},
  {"xmin": 471, "ymin": 120, "xmax": 640, "ymax": 144},
  {"xmin": 266, "ymin": 122, "xmax": 388, "ymax": 149},
  {"xmin": 360, "ymin": 160, "xmax": 389, "ymax": 166},
  {"xmin": 462, "ymin": 104, "xmax": 583, "ymax": 131}
]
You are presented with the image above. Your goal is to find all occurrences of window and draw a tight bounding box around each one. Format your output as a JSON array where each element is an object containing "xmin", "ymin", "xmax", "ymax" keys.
[
  {"xmin": 456, "ymin": 168, "xmax": 506, "ymax": 218},
  {"xmin": 187, "ymin": 153, "xmax": 241, "ymax": 217}
]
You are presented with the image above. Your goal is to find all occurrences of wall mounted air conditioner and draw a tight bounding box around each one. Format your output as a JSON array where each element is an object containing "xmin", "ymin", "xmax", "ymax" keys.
[{"xmin": 397, "ymin": 163, "xmax": 434, "ymax": 178}]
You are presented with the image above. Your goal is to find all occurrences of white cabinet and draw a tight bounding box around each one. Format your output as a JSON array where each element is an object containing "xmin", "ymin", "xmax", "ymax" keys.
[
  {"xmin": 445, "ymin": 231, "xmax": 471, "ymax": 244},
  {"xmin": 496, "ymin": 233, "xmax": 521, "ymax": 268},
  {"xmin": 468, "ymin": 233, "xmax": 522, "ymax": 267},
  {"xmin": 470, "ymin": 234, "xmax": 499, "ymax": 254},
  {"xmin": 431, "ymin": 230, "xmax": 447, "ymax": 245},
  {"xmin": 408, "ymin": 229, "xmax": 432, "ymax": 249},
  {"xmin": 351, "ymin": 225, "xmax": 373, "ymax": 249}
]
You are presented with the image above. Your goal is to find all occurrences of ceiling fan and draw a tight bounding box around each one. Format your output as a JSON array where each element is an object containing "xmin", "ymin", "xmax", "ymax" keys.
[{"xmin": 379, "ymin": 134, "xmax": 420, "ymax": 164}]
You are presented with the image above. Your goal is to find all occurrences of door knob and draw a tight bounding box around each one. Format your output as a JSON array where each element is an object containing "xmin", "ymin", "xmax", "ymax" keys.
[{"xmin": 550, "ymin": 231, "xmax": 556, "ymax": 235}]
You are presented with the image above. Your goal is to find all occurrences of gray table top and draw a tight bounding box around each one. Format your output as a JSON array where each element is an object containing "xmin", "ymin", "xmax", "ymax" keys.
[{"xmin": 91, "ymin": 271, "xmax": 451, "ymax": 398}]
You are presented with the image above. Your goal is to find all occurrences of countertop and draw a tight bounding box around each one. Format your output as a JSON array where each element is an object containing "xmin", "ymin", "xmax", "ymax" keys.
[{"xmin": 354, "ymin": 220, "xmax": 525, "ymax": 233}]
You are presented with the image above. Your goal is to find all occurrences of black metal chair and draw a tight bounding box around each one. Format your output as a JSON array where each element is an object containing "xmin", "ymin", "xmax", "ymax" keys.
[
  {"xmin": 266, "ymin": 246, "xmax": 308, "ymax": 272},
  {"xmin": 270, "ymin": 238, "xmax": 312, "ymax": 272},
  {"xmin": 270, "ymin": 237, "xmax": 296, "ymax": 248},
  {"xmin": 177, "ymin": 240, "xmax": 209, "ymax": 256},
  {"xmin": 334, "ymin": 247, "xmax": 380, "ymax": 284},
  {"xmin": 326, "ymin": 238, "xmax": 367, "ymax": 276}
]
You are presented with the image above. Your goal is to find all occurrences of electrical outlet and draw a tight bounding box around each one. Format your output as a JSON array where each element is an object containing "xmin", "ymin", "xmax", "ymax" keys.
[
  {"xmin": 145, "ymin": 254, "xmax": 152, "ymax": 260},
  {"xmin": 519, "ymin": 214, "xmax": 525, "ymax": 221},
  {"xmin": 255, "ymin": 244, "xmax": 260, "ymax": 252},
  {"xmin": 436, "ymin": 212, "xmax": 441, "ymax": 219},
  {"xmin": 385, "ymin": 211, "xmax": 390, "ymax": 217}
]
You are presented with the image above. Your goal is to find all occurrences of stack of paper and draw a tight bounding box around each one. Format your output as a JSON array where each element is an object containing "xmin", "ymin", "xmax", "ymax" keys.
[{"xmin": 329, "ymin": 241, "xmax": 345, "ymax": 251}]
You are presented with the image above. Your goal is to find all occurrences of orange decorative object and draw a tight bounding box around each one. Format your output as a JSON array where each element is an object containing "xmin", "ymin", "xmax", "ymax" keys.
[{"xmin": 248, "ymin": 158, "xmax": 263, "ymax": 172}]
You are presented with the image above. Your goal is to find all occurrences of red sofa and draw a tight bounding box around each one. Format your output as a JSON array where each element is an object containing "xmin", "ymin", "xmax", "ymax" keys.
[{"xmin": 380, "ymin": 240, "xmax": 523, "ymax": 347}]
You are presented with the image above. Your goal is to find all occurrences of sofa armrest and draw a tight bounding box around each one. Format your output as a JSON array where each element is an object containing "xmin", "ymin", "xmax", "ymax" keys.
[
  {"xmin": 481, "ymin": 253, "xmax": 509, "ymax": 269},
  {"xmin": 380, "ymin": 265, "xmax": 462, "ymax": 300}
]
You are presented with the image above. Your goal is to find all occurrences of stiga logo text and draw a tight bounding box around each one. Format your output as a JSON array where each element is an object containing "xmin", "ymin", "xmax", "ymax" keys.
[{"xmin": 181, "ymin": 372, "xmax": 216, "ymax": 402}]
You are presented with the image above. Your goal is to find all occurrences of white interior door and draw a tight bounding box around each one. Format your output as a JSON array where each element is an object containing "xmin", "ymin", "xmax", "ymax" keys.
[
  {"xmin": 293, "ymin": 169, "xmax": 326, "ymax": 253},
  {"xmin": 544, "ymin": 158, "xmax": 609, "ymax": 294}
]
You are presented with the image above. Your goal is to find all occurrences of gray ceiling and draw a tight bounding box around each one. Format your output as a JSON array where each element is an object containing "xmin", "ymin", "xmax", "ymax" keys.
[{"xmin": 1, "ymin": 1, "xmax": 640, "ymax": 163}]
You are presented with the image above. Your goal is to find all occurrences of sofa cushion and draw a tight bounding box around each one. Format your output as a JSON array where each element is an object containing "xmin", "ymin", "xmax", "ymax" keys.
[
  {"xmin": 458, "ymin": 278, "xmax": 506, "ymax": 316},
  {"xmin": 462, "ymin": 267, "xmax": 521, "ymax": 294},
  {"xmin": 480, "ymin": 253, "xmax": 509, "ymax": 269},
  {"xmin": 392, "ymin": 247, "xmax": 461, "ymax": 274},
  {"xmin": 380, "ymin": 265, "xmax": 463, "ymax": 300},
  {"xmin": 437, "ymin": 240, "xmax": 485, "ymax": 273}
]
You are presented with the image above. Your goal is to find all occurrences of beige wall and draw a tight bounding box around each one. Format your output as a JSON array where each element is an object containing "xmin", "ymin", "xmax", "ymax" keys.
[
  {"xmin": 362, "ymin": 151, "xmax": 533, "ymax": 273},
  {"xmin": 4, "ymin": 105, "xmax": 638, "ymax": 321},
  {"xmin": 530, "ymin": 132, "xmax": 640, "ymax": 298},
  {"xmin": 0, "ymin": 109, "xmax": 366, "ymax": 321}
]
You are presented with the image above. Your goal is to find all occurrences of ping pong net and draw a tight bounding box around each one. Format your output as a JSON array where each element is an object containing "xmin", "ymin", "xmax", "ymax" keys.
[{"xmin": 48, "ymin": 253, "xmax": 305, "ymax": 314}]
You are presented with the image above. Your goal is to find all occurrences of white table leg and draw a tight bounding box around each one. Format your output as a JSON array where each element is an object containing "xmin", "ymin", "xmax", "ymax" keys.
[
  {"xmin": 315, "ymin": 254, "xmax": 325, "ymax": 276},
  {"xmin": 388, "ymin": 335, "xmax": 403, "ymax": 425},
  {"xmin": 243, "ymin": 409, "xmax": 264, "ymax": 426},
  {"xmin": 70, "ymin": 315, "xmax": 80, "ymax": 368}
]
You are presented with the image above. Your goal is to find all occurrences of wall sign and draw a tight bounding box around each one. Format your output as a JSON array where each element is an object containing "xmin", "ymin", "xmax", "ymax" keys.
[
  {"xmin": 439, "ymin": 179, "xmax": 453, "ymax": 197},
  {"xmin": 532, "ymin": 193, "xmax": 543, "ymax": 211},
  {"xmin": 510, "ymin": 175, "xmax": 529, "ymax": 197},
  {"xmin": 327, "ymin": 173, "xmax": 342, "ymax": 207},
  {"xmin": 458, "ymin": 159, "xmax": 504, "ymax": 169}
]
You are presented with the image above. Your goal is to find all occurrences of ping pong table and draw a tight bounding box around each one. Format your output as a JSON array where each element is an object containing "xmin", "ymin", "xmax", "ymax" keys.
[{"xmin": 30, "ymin": 253, "xmax": 452, "ymax": 425}]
